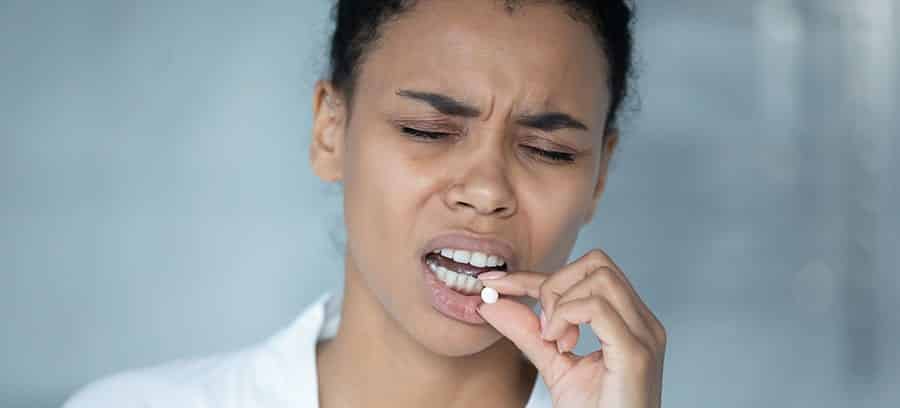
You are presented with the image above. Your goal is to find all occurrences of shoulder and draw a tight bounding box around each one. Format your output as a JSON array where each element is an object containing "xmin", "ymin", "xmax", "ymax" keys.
[
  {"xmin": 62, "ymin": 351, "xmax": 249, "ymax": 408},
  {"xmin": 64, "ymin": 339, "xmax": 319, "ymax": 408},
  {"xmin": 63, "ymin": 294, "xmax": 335, "ymax": 408}
]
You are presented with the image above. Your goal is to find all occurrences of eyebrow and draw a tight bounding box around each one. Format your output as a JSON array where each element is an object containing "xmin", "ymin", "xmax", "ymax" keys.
[
  {"xmin": 396, "ymin": 89, "xmax": 481, "ymax": 117},
  {"xmin": 395, "ymin": 89, "xmax": 589, "ymax": 132},
  {"xmin": 516, "ymin": 112, "xmax": 588, "ymax": 132}
]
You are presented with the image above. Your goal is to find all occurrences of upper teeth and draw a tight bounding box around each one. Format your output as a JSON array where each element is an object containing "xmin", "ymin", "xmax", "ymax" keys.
[{"xmin": 433, "ymin": 248, "xmax": 506, "ymax": 268}]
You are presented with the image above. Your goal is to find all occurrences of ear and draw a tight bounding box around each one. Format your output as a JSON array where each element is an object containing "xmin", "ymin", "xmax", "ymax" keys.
[
  {"xmin": 310, "ymin": 80, "xmax": 347, "ymax": 183},
  {"xmin": 584, "ymin": 129, "xmax": 619, "ymax": 224}
]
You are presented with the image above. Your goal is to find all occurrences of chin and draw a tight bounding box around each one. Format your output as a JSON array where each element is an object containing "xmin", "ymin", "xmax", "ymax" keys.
[{"xmin": 408, "ymin": 307, "xmax": 505, "ymax": 357}]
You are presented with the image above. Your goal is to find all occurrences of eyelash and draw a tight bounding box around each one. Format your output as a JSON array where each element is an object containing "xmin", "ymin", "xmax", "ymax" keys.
[
  {"xmin": 401, "ymin": 127, "xmax": 575, "ymax": 163},
  {"xmin": 401, "ymin": 127, "xmax": 450, "ymax": 140},
  {"xmin": 521, "ymin": 145, "xmax": 575, "ymax": 162}
]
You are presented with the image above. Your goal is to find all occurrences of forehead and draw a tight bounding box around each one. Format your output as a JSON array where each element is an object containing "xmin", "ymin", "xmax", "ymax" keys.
[{"xmin": 355, "ymin": 0, "xmax": 610, "ymax": 123}]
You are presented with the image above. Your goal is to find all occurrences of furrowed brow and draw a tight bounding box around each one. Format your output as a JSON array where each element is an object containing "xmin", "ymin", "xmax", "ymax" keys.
[{"xmin": 396, "ymin": 89, "xmax": 481, "ymax": 118}]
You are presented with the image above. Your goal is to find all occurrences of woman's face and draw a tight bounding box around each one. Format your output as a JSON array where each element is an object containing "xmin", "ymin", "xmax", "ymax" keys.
[{"xmin": 312, "ymin": 0, "xmax": 617, "ymax": 357}]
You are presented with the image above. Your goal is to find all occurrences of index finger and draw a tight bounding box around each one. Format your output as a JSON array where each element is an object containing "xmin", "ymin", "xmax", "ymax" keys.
[
  {"xmin": 479, "ymin": 270, "xmax": 547, "ymax": 299},
  {"xmin": 480, "ymin": 270, "xmax": 580, "ymax": 354}
]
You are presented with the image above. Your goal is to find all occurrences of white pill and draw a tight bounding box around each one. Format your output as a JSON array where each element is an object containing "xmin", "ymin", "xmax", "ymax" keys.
[{"xmin": 480, "ymin": 287, "xmax": 499, "ymax": 304}]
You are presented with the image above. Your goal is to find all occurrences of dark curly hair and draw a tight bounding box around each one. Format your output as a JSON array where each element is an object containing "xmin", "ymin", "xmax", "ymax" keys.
[{"xmin": 327, "ymin": 0, "xmax": 635, "ymax": 133}]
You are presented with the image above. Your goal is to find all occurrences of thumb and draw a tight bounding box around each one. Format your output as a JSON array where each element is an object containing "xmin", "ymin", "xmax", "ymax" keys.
[{"xmin": 478, "ymin": 298, "xmax": 557, "ymax": 372}]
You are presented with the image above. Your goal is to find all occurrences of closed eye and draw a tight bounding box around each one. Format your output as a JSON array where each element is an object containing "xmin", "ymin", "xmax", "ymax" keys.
[
  {"xmin": 401, "ymin": 126, "xmax": 575, "ymax": 163},
  {"xmin": 521, "ymin": 145, "xmax": 576, "ymax": 163},
  {"xmin": 401, "ymin": 127, "xmax": 451, "ymax": 140}
]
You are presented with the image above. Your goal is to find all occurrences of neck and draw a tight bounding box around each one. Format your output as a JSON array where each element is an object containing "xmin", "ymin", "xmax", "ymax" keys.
[{"xmin": 316, "ymin": 253, "xmax": 536, "ymax": 408}]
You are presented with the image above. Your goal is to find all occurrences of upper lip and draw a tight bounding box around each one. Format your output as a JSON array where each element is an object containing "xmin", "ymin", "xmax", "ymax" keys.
[{"xmin": 421, "ymin": 232, "xmax": 518, "ymax": 270}]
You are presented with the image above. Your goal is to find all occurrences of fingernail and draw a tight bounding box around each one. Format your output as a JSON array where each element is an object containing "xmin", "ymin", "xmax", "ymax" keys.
[{"xmin": 478, "ymin": 271, "xmax": 507, "ymax": 280}]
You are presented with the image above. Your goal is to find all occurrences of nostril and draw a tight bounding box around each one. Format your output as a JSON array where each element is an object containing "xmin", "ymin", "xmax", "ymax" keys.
[
  {"xmin": 444, "ymin": 180, "xmax": 517, "ymax": 217},
  {"xmin": 454, "ymin": 200, "xmax": 510, "ymax": 217}
]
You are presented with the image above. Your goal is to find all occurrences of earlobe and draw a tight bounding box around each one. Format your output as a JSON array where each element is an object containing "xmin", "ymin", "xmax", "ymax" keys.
[{"xmin": 310, "ymin": 80, "xmax": 346, "ymax": 182}]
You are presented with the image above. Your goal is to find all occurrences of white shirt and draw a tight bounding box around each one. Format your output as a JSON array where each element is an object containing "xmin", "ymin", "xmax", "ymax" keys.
[{"xmin": 64, "ymin": 292, "xmax": 552, "ymax": 407}]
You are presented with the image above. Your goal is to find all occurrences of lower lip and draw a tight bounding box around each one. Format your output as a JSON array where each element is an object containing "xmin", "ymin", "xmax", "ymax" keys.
[{"xmin": 421, "ymin": 260, "xmax": 485, "ymax": 324}]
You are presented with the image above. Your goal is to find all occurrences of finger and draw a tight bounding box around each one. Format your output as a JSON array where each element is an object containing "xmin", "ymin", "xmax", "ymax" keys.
[
  {"xmin": 554, "ymin": 266, "xmax": 657, "ymax": 349},
  {"xmin": 542, "ymin": 296, "xmax": 646, "ymax": 372},
  {"xmin": 483, "ymin": 255, "xmax": 632, "ymax": 335},
  {"xmin": 479, "ymin": 270, "xmax": 546, "ymax": 299},
  {"xmin": 557, "ymin": 324, "xmax": 579, "ymax": 353},
  {"xmin": 535, "ymin": 249, "xmax": 638, "ymax": 324},
  {"xmin": 577, "ymin": 249, "xmax": 667, "ymax": 348},
  {"xmin": 481, "ymin": 272, "xmax": 582, "ymax": 354},
  {"xmin": 477, "ymin": 298, "xmax": 558, "ymax": 372},
  {"xmin": 540, "ymin": 308, "xmax": 580, "ymax": 354},
  {"xmin": 483, "ymin": 252, "xmax": 639, "ymax": 330},
  {"xmin": 482, "ymin": 253, "xmax": 666, "ymax": 350}
]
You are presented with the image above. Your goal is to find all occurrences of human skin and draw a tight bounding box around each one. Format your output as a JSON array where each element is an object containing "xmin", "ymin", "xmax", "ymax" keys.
[{"xmin": 310, "ymin": 1, "xmax": 665, "ymax": 407}]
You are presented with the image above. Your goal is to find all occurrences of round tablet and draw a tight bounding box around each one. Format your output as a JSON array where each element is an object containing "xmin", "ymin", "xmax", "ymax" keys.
[{"xmin": 480, "ymin": 287, "xmax": 499, "ymax": 304}]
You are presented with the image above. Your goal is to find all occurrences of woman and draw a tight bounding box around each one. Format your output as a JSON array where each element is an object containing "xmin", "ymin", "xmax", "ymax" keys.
[{"xmin": 66, "ymin": 0, "xmax": 666, "ymax": 407}]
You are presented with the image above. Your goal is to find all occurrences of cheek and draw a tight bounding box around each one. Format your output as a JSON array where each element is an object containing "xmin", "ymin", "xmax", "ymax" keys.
[
  {"xmin": 344, "ymin": 118, "xmax": 439, "ymax": 199},
  {"xmin": 520, "ymin": 178, "xmax": 594, "ymax": 269},
  {"xmin": 346, "ymin": 137, "xmax": 434, "ymax": 220},
  {"xmin": 342, "ymin": 127, "xmax": 433, "ymax": 271}
]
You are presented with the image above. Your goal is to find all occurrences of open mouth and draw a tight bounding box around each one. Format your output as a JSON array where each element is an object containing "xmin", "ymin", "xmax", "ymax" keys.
[{"xmin": 423, "ymin": 248, "xmax": 508, "ymax": 295}]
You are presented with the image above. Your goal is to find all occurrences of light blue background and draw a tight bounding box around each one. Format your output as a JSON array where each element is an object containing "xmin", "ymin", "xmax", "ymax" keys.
[{"xmin": 2, "ymin": 1, "xmax": 898, "ymax": 407}]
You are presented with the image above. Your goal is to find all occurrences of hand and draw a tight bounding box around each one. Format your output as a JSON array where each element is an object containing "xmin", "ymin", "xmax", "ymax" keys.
[{"xmin": 477, "ymin": 249, "xmax": 666, "ymax": 408}]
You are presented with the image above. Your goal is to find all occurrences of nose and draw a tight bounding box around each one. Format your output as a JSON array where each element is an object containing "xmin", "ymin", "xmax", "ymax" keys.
[{"xmin": 443, "ymin": 147, "xmax": 518, "ymax": 218}]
